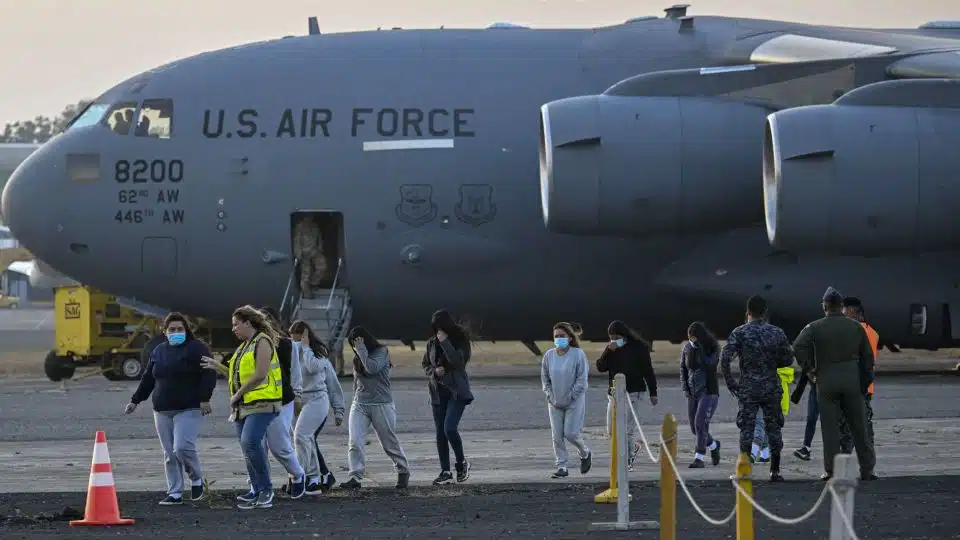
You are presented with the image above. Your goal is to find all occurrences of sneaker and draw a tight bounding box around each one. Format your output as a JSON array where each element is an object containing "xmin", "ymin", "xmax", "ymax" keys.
[
  {"xmin": 321, "ymin": 473, "xmax": 337, "ymax": 492},
  {"xmin": 819, "ymin": 472, "xmax": 833, "ymax": 481},
  {"xmin": 289, "ymin": 476, "xmax": 306, "ymax": 500},
  {"xmin": 190, "ymin": 480, "xmax": 207, "ymax": 502},
  {"xmin": 627, "ymin": 458, "xmax": 636, "ymax": 472},
  {"xmin": 396, "ymin": 472, "xmax": 410, "ymax": 489},
  {"xmin": 688, "ymin": 459, "xmax": 705, "ymax": 469},
  {"xmin": 710, "ymin": 440, "xmax": 721, "ymax": 466},
  {"xmin": 551, "ymin": 468, "xmax": 569, "ymax": 479},
  {"xmin": 340, "ymin": 477, "xmax": 362, "ymax": 490},
  {"xmin": 793, "ymin": 447, "xmax": 812, "ymax": 461},
  {"xmin": 580, "ymin": 452, "xmax": 592, "ymax": 475},
  {"xmin": 433, "ymin": 471, "xmax": 455, "ymax": 485},
  {"xmin": 305, "ymin": 481, "xmax": 323, "ymax": 496},
  {"xmin": 236, "ymin": 489, "xmax": 257, "ymax": 503},
  {"xmin": 770, "ymin": 471, "xmax": 785, "ymax": 482},
  {"xmin": 238, "ymin": 490, "xmax": 274, "ymax": 510},
  {"xmin": 860, "ymin": 471, "xmax": 879, "ymax": 481},
  {"xmin": 158, "ymin": 495, "xmax": 182, "ymax": 506},
  {"xmin": 456, "ymin": 461, "xmax": 472, "ymax": 483}
]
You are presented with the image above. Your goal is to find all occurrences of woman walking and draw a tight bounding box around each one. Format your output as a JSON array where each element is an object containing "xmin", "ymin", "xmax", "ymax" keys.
[
  {"xmin": 422, "ymin": 309, "xmax": 474, "ymax": 485},
  {"xmin": 680, "ymin": 321, "xmax": 722, "ymax": 468},
  {"xmin": 202, "ymin": 305, "xmax": 283, "ymax": 510},
  {"xmin": 340, "ymin": 326, "xmax": 410, "ymax": 490},
  {"xmin": 126, "ymin": 312, "xmax": 216, "ymax": 505},
  {"xmin": 290, "ymin": 320, "xmax": 346, "ymax": 494},
  {"xmin": 541, "ymin": 322, "xmax": 592, "ymax": 479}
]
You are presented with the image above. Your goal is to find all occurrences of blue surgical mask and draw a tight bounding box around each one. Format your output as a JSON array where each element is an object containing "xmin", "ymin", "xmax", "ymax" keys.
[
  {"xmin": 167, "ymin": 332, "xmax": 186, "ymax": 346},
  {"xmin": 554, "ymin": 337, "xmax": 569, "ymax": 349},
  {"xmin": 615, "ymin": 338, "xmax": 625, "ymax": 348}
]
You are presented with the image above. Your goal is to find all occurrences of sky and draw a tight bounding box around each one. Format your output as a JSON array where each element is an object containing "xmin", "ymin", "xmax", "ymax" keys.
[{"xmin": 1, "ymin": 0, "xmax": 957, "ymax": 126}]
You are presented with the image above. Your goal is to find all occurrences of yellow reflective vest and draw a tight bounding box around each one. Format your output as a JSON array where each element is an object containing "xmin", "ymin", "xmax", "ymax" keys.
[
  {"xmin": 778, "ymin": 366, "xmax": 795, "ymax": 416},
  {"xmin": 228, "ymin": 332, "xmax": 282, "ymax": 405}
]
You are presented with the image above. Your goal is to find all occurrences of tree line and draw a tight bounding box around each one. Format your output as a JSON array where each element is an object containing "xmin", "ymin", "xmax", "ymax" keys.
[{"xmin": 0, "ymin": 100, "xmax": 92, "ymax": 144}]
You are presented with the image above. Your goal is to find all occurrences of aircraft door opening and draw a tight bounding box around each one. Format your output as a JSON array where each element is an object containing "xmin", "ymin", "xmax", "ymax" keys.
[
  {"xmin": 141, "ymin": 237, "xmax": 178, "ymax": 277},
  {"xmin": 290, "ymin": 212, "xmax": 345, "ymax": 292}
]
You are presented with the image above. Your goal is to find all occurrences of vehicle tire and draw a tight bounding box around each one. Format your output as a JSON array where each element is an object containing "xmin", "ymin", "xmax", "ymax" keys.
[
  {"xmin": 101, "ymin": 352, "xmax": 123, "ymax": 381},
  {"xmin": 44, "ymin": 350, "xmax": 74, "ymax": 382},
  {"xmin": 119, "ymin": 355, "xmax": 144, "ymax": 380},
  {"xmin": 9, "ymin": 303, "xmax": 17, "ymax": 309}
]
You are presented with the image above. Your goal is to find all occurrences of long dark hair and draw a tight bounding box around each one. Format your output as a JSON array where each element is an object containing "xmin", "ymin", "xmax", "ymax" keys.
[
  {"xmin": 289, "ymin": 319, "xmax": 329, "ymax": 358},
  {"xmin": 607, "ymin": 320, "xmax": 651, "ymax": 351},
  {"xmin": 552, "ymin": 322, "xmax": 582, "ymax": 348},
  {"xmin": 348, "ymin": 326, "xmax": 382, "ymax": 376},
  {"xmin": 162, "ymin": 312, "xmax": 196, "ymax": 341},
  {"xmin": 687, "ymin": 321, "xmax": 719, "ymax": 356},
  {"xmin": 259, "ymin": 306, "xmax": 288, "ymax": 338},
  {"xmin": 430, "ymin": 309, "xmax": 471, "ymax": 349}
]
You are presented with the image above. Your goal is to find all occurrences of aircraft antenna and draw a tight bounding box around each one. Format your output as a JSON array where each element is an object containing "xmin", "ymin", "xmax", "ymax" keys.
[
  {"xmin": 308, "ymin": 16, "xmax": 321, "ymax": 35},
  {"xmin": 664, "ymin": 4, "xmax": 690, "ymax": 19}
]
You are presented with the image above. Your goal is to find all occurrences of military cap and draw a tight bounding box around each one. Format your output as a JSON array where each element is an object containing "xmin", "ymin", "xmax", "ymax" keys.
[{"xmin": 822, "ymin": 286, "xmax": 844, "ymax": 303}]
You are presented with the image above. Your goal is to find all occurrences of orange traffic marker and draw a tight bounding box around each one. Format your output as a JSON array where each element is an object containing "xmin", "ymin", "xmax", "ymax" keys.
[{"xmin": 69, "ymin": 431, "xmax": 135, "ymax": 527}]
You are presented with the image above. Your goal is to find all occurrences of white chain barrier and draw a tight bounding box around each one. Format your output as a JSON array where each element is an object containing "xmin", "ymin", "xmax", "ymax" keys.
[{"xmin": 624, "ymin": 396, "xmax": 860, "ymax": 539}]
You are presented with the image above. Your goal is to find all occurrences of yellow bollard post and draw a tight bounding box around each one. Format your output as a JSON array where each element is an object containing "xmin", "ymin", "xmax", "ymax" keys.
[
  {"xmin": 659, "ymin": 413, "xmax": 678, "ymax": 540},
  {"xmin": 594, "ymin": 399, "xmax": 619, "ymax": 503},
  {"xmin": 735, "ymin": 452, "xmax": 755, "ymax": 540}
]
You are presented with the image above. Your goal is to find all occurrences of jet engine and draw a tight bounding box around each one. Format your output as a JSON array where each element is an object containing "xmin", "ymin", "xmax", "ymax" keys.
[
  {"xmin": 539, "ymin": 94, "xmax": 770, "ymax": 236},
  {"xmin": 764, "ymin": 79, "xmax": 960, "ymax": 254}
]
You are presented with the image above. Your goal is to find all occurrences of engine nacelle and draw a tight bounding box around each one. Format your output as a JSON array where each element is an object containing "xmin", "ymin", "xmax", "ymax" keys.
[
  {"xmin": 764, "ymin": 80, "xmax": 960, "ymax": 254},
  {"xmin": 539, "ymin": 94, "xmax": 769, "ymax": 236}
]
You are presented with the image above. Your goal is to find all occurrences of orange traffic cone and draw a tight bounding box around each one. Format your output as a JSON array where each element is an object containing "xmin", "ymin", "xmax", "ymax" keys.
[{"xmin": 69, "ymin": 431, "xmax": 135, "ymax": 527}]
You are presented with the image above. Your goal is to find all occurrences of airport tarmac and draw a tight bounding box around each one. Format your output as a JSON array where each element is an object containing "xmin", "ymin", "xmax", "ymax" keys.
[{"xmin": 0, "ymin": 308, "xmax": 53, "ymax": 352}]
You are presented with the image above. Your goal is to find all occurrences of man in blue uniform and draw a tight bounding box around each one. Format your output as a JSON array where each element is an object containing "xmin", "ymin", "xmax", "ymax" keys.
[{"xmin": 720, "ymin": 295, "xmax": 795, "ymax": 482}]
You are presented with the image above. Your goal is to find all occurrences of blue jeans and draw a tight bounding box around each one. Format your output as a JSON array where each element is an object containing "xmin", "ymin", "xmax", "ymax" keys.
[
  {"xmin": 754, "ymin": 409, "xmax": 768, "ymax": 447},
  {"xmin": 432, "ymin": 386, "xmax": 468, "ymax": 472},
  {"xmin": 236, "ymin": 412, "xmax": 278, "ymax": 494}
]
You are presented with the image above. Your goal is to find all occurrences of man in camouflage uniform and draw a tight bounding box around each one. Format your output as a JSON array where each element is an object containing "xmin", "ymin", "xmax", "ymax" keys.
[
  {"xmin": 794, "ymin": 287, "xmax": 877, "ymax": 481},
  {"xmin": 720, "ymin": 294, "xmax": 794, "ymax": 481},
  {"xmin": 293, "ymin": 216, "xmax": 322, "ymax": 299}
]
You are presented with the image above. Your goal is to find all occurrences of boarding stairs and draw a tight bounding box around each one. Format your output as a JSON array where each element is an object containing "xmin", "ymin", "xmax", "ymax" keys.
[{"xmin": 280, "ymin": 257, "xmax": 352, "ymax": 366}]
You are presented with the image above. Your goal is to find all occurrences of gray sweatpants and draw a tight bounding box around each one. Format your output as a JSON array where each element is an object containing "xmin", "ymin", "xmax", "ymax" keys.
[
  {"xmin": 548, "ymin": 397, "xmax": 590, "ymax": 469},
  {"xmin": 347, "ymin": 402, "xmax": 409, "ymax": 481},
  {"xmin": 153, "ymin": 409, "xmax": 204, "ymax": 497},
  {"xmin": 294, "ymin": 393, "xmax": 330, "ymax": 481},
  {"xmin": 265, "ymin": 402, "xmax": 305, "ymax": 481}
]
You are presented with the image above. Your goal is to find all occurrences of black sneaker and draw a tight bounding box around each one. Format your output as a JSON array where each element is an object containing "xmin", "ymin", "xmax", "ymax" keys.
[
  {"xmin": 340, "ymin": 478, "xmax": 362, "ymax": 490},
  {"xmin": 305, "ymin": 481, "xmax": 323, "ymax": 496},
  {"xmin": 710, "ymin": 441, "xmax": 721, "ymax": 466},
  {"xmin": 190, "ymin": 480, "xmax": 207, "ymax": 502},
  {"xmin": 861, "ymin": 471, "xmax": 879, "ymax": 481},
  {"xmin": 770, "ymin": 471, "xmax": 785, "ymax": 482},
  {"xmin": 321, "ymin": 473, "xmax": 336, "ymax": 492},
  {"xmin": 158, "ymin": 495, "xmax": 182, "ymax": 506},
  {"xmin": 396, "ymin": 472, "xmax": 410, "ymax": 489},
  {"xmin": 793, "ymin": 447, "xmax": 812, "ymax": 461},
  {"xmin": 433, "ymin": 471, "xmax": 454, "ymax": 485},
  {"xmin": 289, "ymin": 476, "xmax": 306, "ymax": 500},
  {"xmin": 236, "ymin": 489, "xmax": 257, "ymax": 503},
  {"xmin": 551, "ymin": 468, "xmax": 569, "ymax": 479},
  {"xmin": 238, "ymin": 490, "xmax": 274, "ymax": 510},
  {"xmin": 688, "ymin": 459, "xmax": 705, "ymax": 469},
  {"xmin": 757, "ymin": 450, "xmax": 771, "ymax": 463},
  {"xmin": 580, "ymin": 452, "xmax": 592, "ymax": 475},
  {"xmin": 456, "ymin": 461, "xmax": 472, "ymax": 483}
]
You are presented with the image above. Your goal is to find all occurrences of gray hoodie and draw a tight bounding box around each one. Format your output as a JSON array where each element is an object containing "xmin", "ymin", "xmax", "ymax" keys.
[
  {"xmin": 294, "ymin": 341, "xmax": 346, "ymax": 420},
  {"xmin": 541, "ymin": 346, "xmax": 589, "ymax": 409},
  {"xmin": 353, "ymin": 343, "xmax": 392, "ymax": 405}
]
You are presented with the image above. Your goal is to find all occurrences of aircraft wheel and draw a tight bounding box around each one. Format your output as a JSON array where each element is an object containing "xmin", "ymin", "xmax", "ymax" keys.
[{"xmin": 44, "ymin": 350, "xmax": 75, "ymax": 382}]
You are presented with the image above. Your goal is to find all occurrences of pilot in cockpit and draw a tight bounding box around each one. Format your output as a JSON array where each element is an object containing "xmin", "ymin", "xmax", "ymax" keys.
[{"xmin": 135, "ymin": 115, "xmax": 152, "ymax": 137}]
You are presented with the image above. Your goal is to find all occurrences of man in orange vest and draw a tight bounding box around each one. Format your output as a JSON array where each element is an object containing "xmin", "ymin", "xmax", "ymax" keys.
[{"xmin": 842, "ymin": 297, "xmax": 878, "ymax": 447}]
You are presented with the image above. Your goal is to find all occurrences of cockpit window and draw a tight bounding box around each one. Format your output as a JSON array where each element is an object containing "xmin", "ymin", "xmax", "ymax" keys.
[
  {"xmin": 135, "ymin": 99, "xmax": 173, "ymax": 139},
  {"xmin": 100, "ymin": 102, "xmax": 138, "ymax": 135},
  {"xmin": 66, "ymin": 102, "xmax": 110, "ymax": 130}
]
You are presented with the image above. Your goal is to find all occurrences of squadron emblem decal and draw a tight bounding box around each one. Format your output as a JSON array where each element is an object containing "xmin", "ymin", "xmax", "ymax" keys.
[
  {"xmin": 455, "ymin": 184, "xmax": 497, "ymax": 227},
  {"xmin": 396, "ymin": 184, "xmax": 438, "ymax": 227}
]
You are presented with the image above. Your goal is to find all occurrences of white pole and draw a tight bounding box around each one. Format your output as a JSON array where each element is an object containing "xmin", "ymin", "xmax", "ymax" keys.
[
  {"xmin": 614, "ymin": 373, "xmax": 629, "ymax": 526},
  {"xmin": 828, "ymin": 454, "xmax": 858, "ymax": 540}
]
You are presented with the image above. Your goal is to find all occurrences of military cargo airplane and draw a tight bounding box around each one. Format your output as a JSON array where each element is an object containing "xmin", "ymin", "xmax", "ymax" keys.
[{"xmin": 5, "ymin": 5, "xmax": 960, "ymax": 358}]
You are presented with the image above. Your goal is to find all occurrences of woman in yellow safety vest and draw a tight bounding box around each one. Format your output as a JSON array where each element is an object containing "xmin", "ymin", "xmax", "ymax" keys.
[{"xmin": 202, "ymin": 305, "xmax": 283, "ymax": 510}]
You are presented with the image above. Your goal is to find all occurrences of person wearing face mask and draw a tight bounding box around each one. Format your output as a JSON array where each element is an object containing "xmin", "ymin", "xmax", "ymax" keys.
[
  {"xmin": 422, "ymin": 309, "xmax": 474, "ymax": 486},
  {"xmin": 125, "ymin": 312, "xmax": 216, "ymax": 506},
  {"xmin": 596, "ymin": 320, "xmax": 658, "ymax": 471},
  {"xmin": 680, "ymin": 321, "xmax": 721, "ymax": 468},
  {"xmin": 541, "ymin": 322, "xmax": 592, "ymax": 479}
]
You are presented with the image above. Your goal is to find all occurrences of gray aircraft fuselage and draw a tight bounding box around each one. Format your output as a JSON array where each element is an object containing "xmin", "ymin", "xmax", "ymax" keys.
[{"xmin": 6, "ymin": 14, "xmax": 960, "ymax": 347}]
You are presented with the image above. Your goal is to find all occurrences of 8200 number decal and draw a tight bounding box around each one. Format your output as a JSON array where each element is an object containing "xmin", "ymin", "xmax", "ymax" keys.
[{"xmin": 115, "ymin": 159, "xmax": 183, "ymax": 183}]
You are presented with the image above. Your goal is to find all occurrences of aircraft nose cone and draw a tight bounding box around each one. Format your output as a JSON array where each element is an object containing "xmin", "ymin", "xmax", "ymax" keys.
[{"xmin": 2, "ymin": 146, "xmax": 57, "ymax": 247}]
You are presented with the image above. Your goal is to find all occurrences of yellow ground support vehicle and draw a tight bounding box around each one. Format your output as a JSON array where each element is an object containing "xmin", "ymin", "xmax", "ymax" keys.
[{"xmin": 45, "ymin": 285, "xmax": 238, "ymax": 382}]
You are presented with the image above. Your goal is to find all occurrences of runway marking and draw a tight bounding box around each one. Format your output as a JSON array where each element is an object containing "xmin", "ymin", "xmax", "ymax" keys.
[
  {"xmin": 32, "ymin": 312, "xmax": 51, "ymax": 330},
  {"xmin": 362, "ymin": 139, "xmax": 455, "ymax": 152}
]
